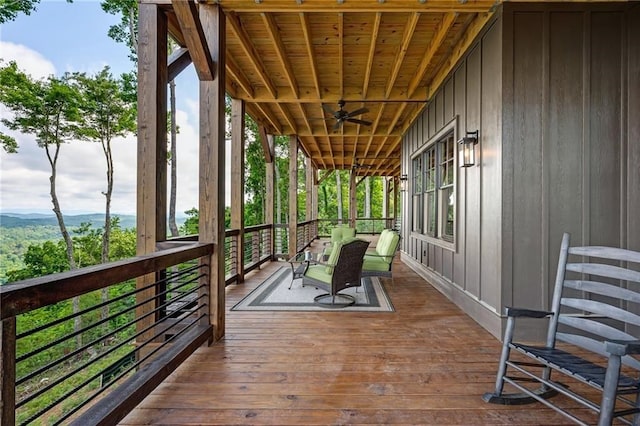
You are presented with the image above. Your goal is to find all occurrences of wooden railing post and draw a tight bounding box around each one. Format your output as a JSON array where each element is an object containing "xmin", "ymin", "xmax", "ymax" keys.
[{"xmin": 1, "ymin": 317, "xmax": 16, "ymax": 426}]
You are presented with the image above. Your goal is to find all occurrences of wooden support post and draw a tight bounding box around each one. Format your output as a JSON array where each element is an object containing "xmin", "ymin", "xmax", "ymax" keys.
[
  {"xmin": 289, "ymin": 135, "xmax": 298, "ymax": 257},
  {"xmin": 305, "ymin": 157, "xmax": 313, "ymax": 221},
  {"xmin": 312, "ymin": 166, "xmax": 318, "ymax": 237},
  {"xmin": 1, "ymin": 318, "xmax": 16, "ymax": 426},
  {"xmin": 265, "ymin": 135, "xmax": 275, "ymax": 259},
  {"xmin": 231, "ymin": 98, "xmax": 245, "ymax": 282},
  {"xmin": 383, "ymin": 176, "xmax": 389, "ymax": 222},
  {"xmin": 394, "ymin": 177, "xmax": 400, "ymax": 227},
  {"xmin": 199, "ymin": 3, "xmax": 226, "ymax": 342},
  {"xmin": 349, "ymin": 170, "xmax": 357, "ymax": 229},
  {"xmin": 136, "ymin": 3, "xmax": 168, "ymax": 346}
]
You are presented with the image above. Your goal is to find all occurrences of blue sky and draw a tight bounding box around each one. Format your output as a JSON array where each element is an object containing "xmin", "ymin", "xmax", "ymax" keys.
[{"xmin": 0, "ymin": 0, "xmax": 208, "ymax": 216}]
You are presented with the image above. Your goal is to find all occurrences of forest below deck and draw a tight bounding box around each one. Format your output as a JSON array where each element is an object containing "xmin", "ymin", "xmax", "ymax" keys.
[{"xmin": 121, "ymin": 241, "xmax": 607, "ymax": 426}]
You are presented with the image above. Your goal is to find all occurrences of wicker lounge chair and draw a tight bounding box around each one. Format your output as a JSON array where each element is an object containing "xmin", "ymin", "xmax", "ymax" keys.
[{"xmin": 302, "ymin": 238, "xmax": 369, "ymax": 307}]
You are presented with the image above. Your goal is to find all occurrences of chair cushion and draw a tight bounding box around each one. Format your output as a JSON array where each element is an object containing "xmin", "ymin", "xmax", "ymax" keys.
[
  {"xmin": 325, "ymin": 237, "xmax": 358, "ymax": 274},
  {"xmin": 305, "ymin": 264, "xmax": 332, "ymax": 284},
  {"xmin": 374, "ymin": 230, "xmax": 399, "ymax": 263},
  {"xmin": 362, "ymin": 255, "xmax": 391, "ymax": 272}
]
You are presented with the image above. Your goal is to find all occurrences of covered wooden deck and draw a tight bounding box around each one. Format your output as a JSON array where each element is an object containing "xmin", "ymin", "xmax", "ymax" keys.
[{"xmin": 121, "ymin": 241, "xmax": 598, "ymax": 425}]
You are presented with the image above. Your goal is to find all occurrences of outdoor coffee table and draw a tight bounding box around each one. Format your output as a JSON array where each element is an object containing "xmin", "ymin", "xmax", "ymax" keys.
[{"xmin": 287, "ymin": 251, "xmax": 319, "ymax": 289}]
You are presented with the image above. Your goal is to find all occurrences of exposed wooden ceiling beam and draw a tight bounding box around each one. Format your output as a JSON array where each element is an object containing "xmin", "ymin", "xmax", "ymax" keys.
[
  {"xmin": 230, "ymin": 86, "xmax": 427, "ymax": 103},
  {"xmin": 338, "ymin": 12, "xmax": 344, "ymax": 99},
  {"xmin": 168, "ymin": 47, "xmax": 192, "ymax": 81},
  {"xmin": 254, "ymin": 102, "xmax": 282, "ymax": 134},
  {"xmin": 262, "ymin": 13, "xmax": 299, "ymax": 99},
  {"xmin": 317, "ymin": 170, "xmax": 335, "ymax": 185},
  {"xmin": 276, "ymin": 103, "xmax": 297, "ymax": 134},
  {"xmin": 299, "ymin": 13, "xmax": 321, "ymax": 99},
  {"xmin": 225, "ymin": 54, "xmax": 254, "ymax": 98},
  {"xmin": 363, "ymin": 104, "xmax": 386, "ymax": 159},
  {"xmin": 258, "ymin": 125, "xmax": 273, "ymax": 163},
  {"xmin": 408, "ymin": 11, "xmax": 457, "ymax": 97},
  {"xmin": 202, "ymin": 1, "xmax": 497, "ymax": 13},
  {"xmin": 172, "ymin": 0, "xmax": 216, "ymax": 80},
  {"xmin": 166, "ymin": 11, "xmax": 186, "ymax": 47},
  {"xmin": 385, "ymin": 12, "xmax": 420, "ymax": 99},
  {"xmin": 226, "ymin": 11, "xmax": 278, "ymax": 98},
  {"xmin": 362, "ymin": 12, "xmax": 381, "ymax": 99}
]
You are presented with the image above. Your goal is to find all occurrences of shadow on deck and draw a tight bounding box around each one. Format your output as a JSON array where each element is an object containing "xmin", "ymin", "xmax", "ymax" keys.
[{"xmin": 121, "ymin": 240, "xmax": 599, "ymax": 425}]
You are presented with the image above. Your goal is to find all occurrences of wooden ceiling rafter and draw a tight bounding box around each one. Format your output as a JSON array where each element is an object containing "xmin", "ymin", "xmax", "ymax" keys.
[
  {"xmin": 226, "ymin": 54, "xmax": 254, "ymax": 98},
  {"xmin": 262, "ymin": 12, "xmax": 300, "ymax": 99},
  {"xmin": 276, "ymin": 103, "xmax": 297, "ymax": 134},
  {"xmin": 168, "ymin": 47, "xmax": 192, "ymax": 81},
  {"xmin": 362, "ymin": 104, "xmax": 386, "ymax": 159},
  {"xmin": 226, "ymin": 11, "xmax": 278, "ymax": 98},
  {"xmin": 299, "ymin": 13, "xmax": 322, "ymax": 99},
  {"xmin": 338, "ymin": 12, "xmax": 344, "ymax": 99},
  {"xmin": 362, "ymin": 12, "xmax": 381, "ymax": 98},
  {"xmin": 254, "ymin": 102, "xmax": 282, "ymax": 134},
  {"xmin": 407, "ymin": 11, "xmax": 457, "ymax": 97},
  {"xmin": 385, "ymin": 12, "xmax": 420, "ymax": 99},
  {"xmin": 172, "ymin": 0, "xmax": 216, "ymax": 81},
  {"xmin": 208, "ymin": 1, "xmax": 498, "ymax": 13}
]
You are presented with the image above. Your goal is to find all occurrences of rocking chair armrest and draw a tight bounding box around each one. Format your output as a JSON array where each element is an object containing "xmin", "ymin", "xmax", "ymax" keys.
[
  {"xmin": 505, "ymin": 307, "xmax": 553, "ymax": 319},
  {"xmin": 605, "ymin": 340, "xmax": 640, "ymax": 356}
]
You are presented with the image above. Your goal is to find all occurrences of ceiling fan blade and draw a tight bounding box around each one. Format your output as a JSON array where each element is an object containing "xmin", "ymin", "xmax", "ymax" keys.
[
  {"xmin": 322, "ymin": 104, "xmax": 337, "ymax": 115},
  {"xmin": 345, "ymin": 107, "xmax": 369, "ymax": 118},
  {"xmin": 346, "ymin": 118, "xmax": 372, "ymax": 126},
  {"xmin": 332, "ymin": 120, "xmax": 342, "ymax": 131}
]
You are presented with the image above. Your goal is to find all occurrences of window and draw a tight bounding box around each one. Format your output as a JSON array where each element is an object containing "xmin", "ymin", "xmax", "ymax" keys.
[{"xmin": 410, "ymin": 120, "xmax": 456, "ymax": 248}]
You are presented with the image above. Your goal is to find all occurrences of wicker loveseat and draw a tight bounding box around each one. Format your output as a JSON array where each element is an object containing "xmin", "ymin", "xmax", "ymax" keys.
[{"xmin": 361, "ymin": 229, "xmax": 400, "ymax": 279}]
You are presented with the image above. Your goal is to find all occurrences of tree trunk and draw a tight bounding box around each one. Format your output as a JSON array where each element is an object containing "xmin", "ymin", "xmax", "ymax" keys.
[
  {"xmin": 101, "ymin": 136, "xmax": 115, "ymax": 327},
  {"xmin": 275, "ymin": 162, "xmax": 282, "ymax": 224},
  {"xmin": 169, "ymin": 79, "xmax": 179, "ymax": 237},
  {"xmin": 336, "ymin": 171, "xmax": 342, "ymax": 222},
  {"xmin": 46, "ymin": 142, "xmax": 81, "ymax": 348}
]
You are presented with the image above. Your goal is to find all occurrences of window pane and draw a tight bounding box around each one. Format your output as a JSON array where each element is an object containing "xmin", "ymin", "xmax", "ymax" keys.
[
  {"xmin": 425, "ymin": 191, "xmax": 437, "ymax": 237},
  {"xmin": 413, "ymin": 156, "xmax": 422, "ymax": 193},
  {"xmin": 425, "ymin": 149, "xmax": 436, "ymax": 191},
  {"xmin": 412, "ymin": 194, "xmax": 423, "ymax": 233},
  {"xmin": 441, "ymin": 186, "xmax": 455, "ymax": 242}
]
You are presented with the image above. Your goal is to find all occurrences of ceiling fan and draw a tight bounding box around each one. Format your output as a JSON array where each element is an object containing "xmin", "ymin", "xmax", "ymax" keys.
[{"xmin": 322, "ymin": 100, "xmax": 372, "ymax": 131}]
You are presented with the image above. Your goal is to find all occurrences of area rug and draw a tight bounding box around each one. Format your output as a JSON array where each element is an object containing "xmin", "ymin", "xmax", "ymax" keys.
[{"xmin": 232, "ymin": 266, "xmax": 394, "ymax": 312}]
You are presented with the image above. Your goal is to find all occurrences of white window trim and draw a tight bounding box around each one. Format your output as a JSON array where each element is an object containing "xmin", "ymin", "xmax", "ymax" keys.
[{"xmin": 410, "ymin": 116, "xmax": 458, "ymax": 252}]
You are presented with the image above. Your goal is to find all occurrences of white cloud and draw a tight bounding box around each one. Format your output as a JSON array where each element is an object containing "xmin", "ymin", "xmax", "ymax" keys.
[{"xmin": 0, "ymin": 41, "xmax": 56, "ymax": 80}]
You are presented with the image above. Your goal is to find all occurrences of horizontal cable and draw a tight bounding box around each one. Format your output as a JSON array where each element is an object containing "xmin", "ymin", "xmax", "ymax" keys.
[{"xmin": 18, "ymin": 295, "xmax": 206, "ymax": 424}]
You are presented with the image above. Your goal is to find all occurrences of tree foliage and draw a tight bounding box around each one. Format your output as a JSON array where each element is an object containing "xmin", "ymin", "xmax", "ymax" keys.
[
  {"xmin": 0, "ymin": 61, "xmax": 83, "ymax": 269},
  {"xmin": 0, "ymin": 0, "xmax": 71, "ymax": 24}
]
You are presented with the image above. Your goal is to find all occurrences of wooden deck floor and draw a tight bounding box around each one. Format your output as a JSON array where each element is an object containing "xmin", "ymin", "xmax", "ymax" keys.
[{"xmin": 121, "ymin": 241, "xmax": 600, "ymax": 425}]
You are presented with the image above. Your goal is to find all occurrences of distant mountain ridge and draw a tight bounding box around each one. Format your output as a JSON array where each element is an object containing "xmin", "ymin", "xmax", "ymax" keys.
[{"xmin": 0, "ymin": 213, "xmax": 137, "ymax": 229}]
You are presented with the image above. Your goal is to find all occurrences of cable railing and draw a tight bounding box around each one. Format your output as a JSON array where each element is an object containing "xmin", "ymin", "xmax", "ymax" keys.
[
  {"xmin": 317, "ymin": 217, "xmax": 396, "ymax": 236},
  {"xmin": 0, "ymin": 243, "xmax": 213, "ymax": 426}
]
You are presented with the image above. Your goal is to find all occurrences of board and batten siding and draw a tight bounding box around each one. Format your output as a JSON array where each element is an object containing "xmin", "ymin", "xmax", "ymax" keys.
[{"xmin": 401, "ymin": 3, "xmax": 640, "ymax": 340}]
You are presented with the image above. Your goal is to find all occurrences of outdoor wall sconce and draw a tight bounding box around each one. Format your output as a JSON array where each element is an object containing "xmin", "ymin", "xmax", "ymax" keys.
[
  {"xmin": 458, "ymin": 130, "xmax": 479, "ymax": 167},
  {"xmin": 399, "ymin": 174, "xmax": 408, "ymax": 192}
]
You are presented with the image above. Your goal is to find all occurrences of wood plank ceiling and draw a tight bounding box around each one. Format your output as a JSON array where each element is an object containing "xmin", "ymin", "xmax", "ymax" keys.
[{"xmin": 165, "ymin": 0, "xmax": 497, "ymax": 177}]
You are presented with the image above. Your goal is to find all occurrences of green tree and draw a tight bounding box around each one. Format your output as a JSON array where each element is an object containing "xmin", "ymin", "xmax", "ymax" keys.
[
  {"xmin": 74, "ymin": 67, "xmax": 136, "ymax": 265},
  {"xmin": 6, "ymin": 240, "xmax": 69, "ymax": 282},
  {"xmin": 101, "ymin": 0, "xmax": 138, "ymax": 63},
  {"xmin": 244, "ymin": 116, "xmax": 266, "ymax": 226},
  {"xmin": 0, "ymin": 0, "xmax": 71, "ymax": 24},
  {"xmin": 0, "ymin": 62, "xmax": 81, "ymax": 270}
]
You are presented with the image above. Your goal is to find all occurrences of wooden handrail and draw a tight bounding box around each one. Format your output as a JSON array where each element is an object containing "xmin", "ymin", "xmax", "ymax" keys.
[{"xmin": 0, "ymin": 243, "xmax": 214, "ymax": 320}]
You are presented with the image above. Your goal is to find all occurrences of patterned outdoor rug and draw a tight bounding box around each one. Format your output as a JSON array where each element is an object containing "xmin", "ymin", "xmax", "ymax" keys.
[{"xmin": 231, "ymin": 266, "xmax": 394, "ymax": 312}]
